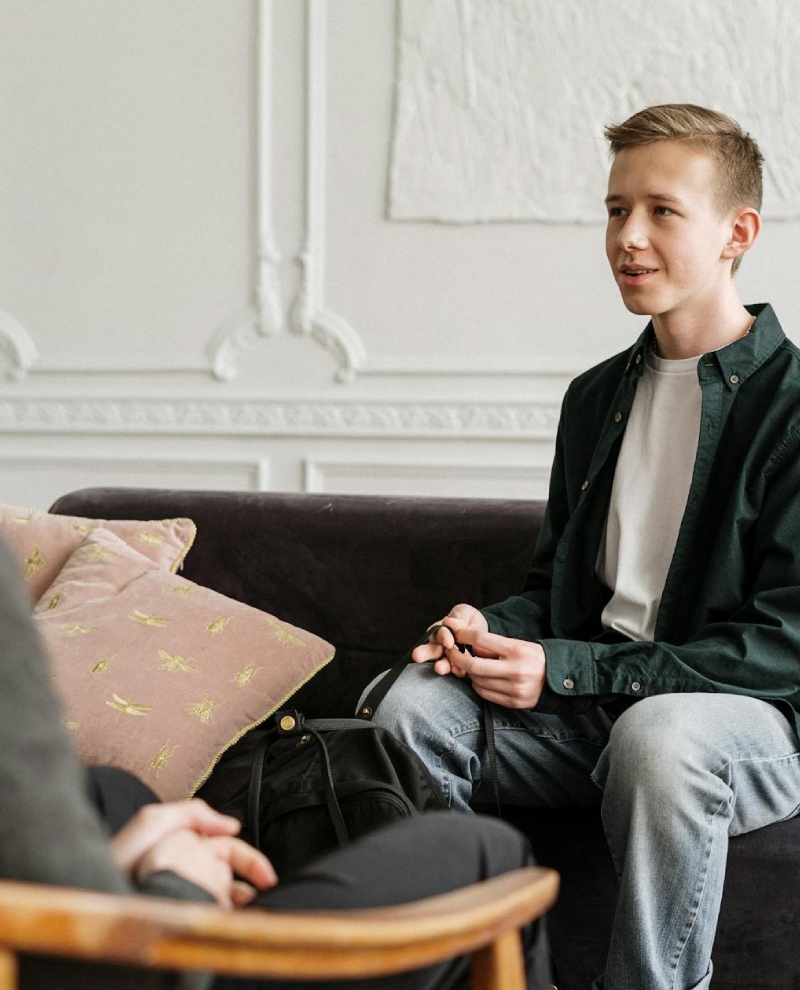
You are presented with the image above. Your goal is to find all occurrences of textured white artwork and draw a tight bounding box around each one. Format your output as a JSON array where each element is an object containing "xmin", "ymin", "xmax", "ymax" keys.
[{"xmin": 388, "ymin": 0, "xmax": 800, "ymax": 222}]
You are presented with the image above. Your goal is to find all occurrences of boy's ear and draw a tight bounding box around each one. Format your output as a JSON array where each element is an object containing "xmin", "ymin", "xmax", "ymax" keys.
[{"xmin": 721, "ymin": 206, "xmax": 761, "ymax": 262}]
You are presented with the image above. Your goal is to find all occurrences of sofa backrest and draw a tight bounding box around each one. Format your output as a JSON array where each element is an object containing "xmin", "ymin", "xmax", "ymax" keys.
[{"xmin": 50, "ymin": 488, "xmax": 545, "ymax": 719}]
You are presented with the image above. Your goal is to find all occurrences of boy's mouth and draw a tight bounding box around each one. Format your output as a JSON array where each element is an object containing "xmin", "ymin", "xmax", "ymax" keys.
[
  {"xmin": 620, "ymin": 265, "xmax": 657, "ymax": 277},
  {"xmin": 619, "ymin": 265, "xmax": 658, "ymax": 285}
]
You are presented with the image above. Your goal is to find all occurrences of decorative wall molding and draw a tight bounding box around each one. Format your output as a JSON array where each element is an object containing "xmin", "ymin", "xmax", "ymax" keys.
[
  {"xmin": 288, "ymin": 0, "xmax": 366, "ymax": 383},
  {"xmin": 2, "ymin": 0, "xmax": 285, "ymax": 384},
  {"xmin": 206, "ymin": 0, "xmax": 284, "ymax": 382},
  {"xmin": 0, "ymin": 396, "xmax": 560, "ymax": 439},
  {"xmin": 0, "ymin": 309, "xmax": 38, "ymax": 382},
  {"xmin": 0, "ymin": 4, "xmax": 581, "ymax": 387}
]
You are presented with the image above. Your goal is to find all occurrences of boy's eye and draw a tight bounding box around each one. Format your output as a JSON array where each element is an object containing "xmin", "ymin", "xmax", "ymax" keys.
[
  {"xmin": 654, "ymin": 205, "xmax": 673, "ymax": 216},
  {"xmin": 607, "ymin": 207, "xmax": 627, "ymax": 218}
]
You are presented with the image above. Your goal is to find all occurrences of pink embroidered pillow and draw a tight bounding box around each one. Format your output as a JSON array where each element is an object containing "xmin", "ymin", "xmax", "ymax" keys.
[
  {"xmin": 0, "ymin": 503, "xmax": 196, "ymax": 603},
  {"xmin": 33, "ymin": 528, "xmax": 334, "ymax": 801}
]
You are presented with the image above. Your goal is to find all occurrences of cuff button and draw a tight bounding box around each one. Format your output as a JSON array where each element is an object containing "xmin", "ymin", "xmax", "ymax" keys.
[{"xmin": 563, "ymin": 677, "xmax": 575, "ymax": 690}]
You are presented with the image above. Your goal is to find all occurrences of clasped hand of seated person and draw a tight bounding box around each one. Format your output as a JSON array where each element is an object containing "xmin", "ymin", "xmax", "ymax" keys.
[
  {"xmin": 111, "ymin": 798, "xmax": 278, "ymax": 908},
  {"xmin": 411, "ymin": 604, "xmax": 547, "ymax": 710}
]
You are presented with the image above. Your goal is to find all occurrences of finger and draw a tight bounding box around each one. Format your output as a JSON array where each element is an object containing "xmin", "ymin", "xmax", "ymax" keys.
[
  {"xmin": 179, "ymin": 799, "xmax": 242, "ymax": 837},
  {"xmin": 448, "ymin": 603, "xmax": 480, "ymax": 624},
  {"xmin": 230, "ymin": 881, "xmax": 259, "ymax": 908},
  {"xmin": 445, "ymin": 650, "xmax": 506, "ymax": 680},
  {"xmin": 412, "ymin": 640, "xmax": 445, "ymax": 663},
  {"xmin": 427, "ymin": 622, "xmax": 457, "ymax": 649},
  {"xmin": 432, "ymin": 656, "xmax": 455, "ymax": 676},
  {"xmin": 220, "ymin": 838, "xmax": 278, "ymax": 889},
  {"xmin": 451, "ymin": 625, "xmax": 517, "ymax": 655}
]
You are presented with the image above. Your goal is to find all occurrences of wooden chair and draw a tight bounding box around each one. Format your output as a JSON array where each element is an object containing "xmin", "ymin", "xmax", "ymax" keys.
[{"xmin": 0, "ymin": 865, "xmax": 558, "ymax": 990}]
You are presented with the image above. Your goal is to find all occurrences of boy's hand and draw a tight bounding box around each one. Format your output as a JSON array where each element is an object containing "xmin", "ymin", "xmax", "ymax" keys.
[
  {"xmin": 438, "ymin": 626, "xmax": 547, "ymax": 710},
  {"xmin": 412, "ymin": 604, "xmax": 489, "ymax": 675}
]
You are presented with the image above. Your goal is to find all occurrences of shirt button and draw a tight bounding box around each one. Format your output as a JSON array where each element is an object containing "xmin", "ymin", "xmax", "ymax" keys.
[
  {"xmin": 631, "ymin": 681, "xmax": 642, "ymax": 692},
  {"xmin": 614, "ymin": 411, "xmax": 623, "ymax": 423},
  {"xmin": 581, "ymin": 480, "xmax": 589, "ymax": 491},
  {"xmin": 730, "ymin": 374, "xmax": 739, "ymax": 385},
  {"xmin": 563, "ymin": 678, "xmax": 575, "ymax": 690}
]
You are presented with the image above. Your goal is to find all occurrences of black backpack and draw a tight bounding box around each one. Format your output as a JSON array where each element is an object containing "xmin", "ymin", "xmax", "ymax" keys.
[{"xmin": 221, "ymin": 652, "xmax": 447, "ymax": 878}]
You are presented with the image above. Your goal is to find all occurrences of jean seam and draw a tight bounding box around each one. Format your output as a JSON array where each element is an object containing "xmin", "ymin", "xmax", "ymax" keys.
[{"xmin": 668, "ymin": 789, "xmax": 730, "ymax": 990}]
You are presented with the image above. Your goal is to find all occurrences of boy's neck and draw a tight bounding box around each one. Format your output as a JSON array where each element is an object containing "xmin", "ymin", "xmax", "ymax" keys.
[{"xmin": 651, "ymin": 295, "xmax": 754, "ymax": 360}]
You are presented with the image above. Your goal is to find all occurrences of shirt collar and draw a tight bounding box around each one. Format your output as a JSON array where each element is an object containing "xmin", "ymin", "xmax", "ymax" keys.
[
  {"xmin": 711, "ymin": 303, "xmax": 784, "ymax": 388},
  {"xmin": 623, "ymin": 303, "xmax": 785, "ymax": 387}
]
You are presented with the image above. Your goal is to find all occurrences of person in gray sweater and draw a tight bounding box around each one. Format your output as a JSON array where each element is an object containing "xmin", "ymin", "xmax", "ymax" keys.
[{"xmin": 0, "ymin": 536, "xmax": 550, "ymax": 990}]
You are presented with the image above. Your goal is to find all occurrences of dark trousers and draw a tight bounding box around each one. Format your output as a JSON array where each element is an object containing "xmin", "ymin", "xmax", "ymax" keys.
[{"xmin": 82, "ymin": 768, "xmax": 552, "ymax": 990}]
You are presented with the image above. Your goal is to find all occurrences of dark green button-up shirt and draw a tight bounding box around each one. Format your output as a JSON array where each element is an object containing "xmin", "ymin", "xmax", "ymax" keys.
[{"xmin": 483, "ymin": 303, "xmax": 800, "ymax": 734}]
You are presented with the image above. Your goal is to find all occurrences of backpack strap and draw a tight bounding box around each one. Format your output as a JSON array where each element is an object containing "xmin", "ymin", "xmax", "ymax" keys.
[
  {"xmin": 246, "ymin": 731, "xmax": 272, "ymax": 851},
  {"xmin": 247, "ymin": 714, "xmax": 354, "ymax": 852},
  {"xmin": 356, "ymin": 631, "xmax": 502, "ymax": 818},
  {"xmin": 355, "ymin": 631, "xmax": 432, "ymax": 720}
]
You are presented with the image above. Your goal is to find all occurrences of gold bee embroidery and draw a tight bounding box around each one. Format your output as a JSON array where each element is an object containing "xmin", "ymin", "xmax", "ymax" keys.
[
  {"xmin": 69, "ymin": 523, "xmax": 92, "ymax": 535},
  {"xmin": 137, "ymin": 531, "xmax": 164, "ymax": 547},
  {"xmin": 106, "ymin": 694, "xmax": 153, "ymax": 716},
  {"xmin": 91, "ymin": 655, "xmax": 117, "ymax": 675},
  {"xmin": 186, "ymin": 699, "xmax": 215, "ymax": 724},
  {"xmin": 129, "ymin": 610, "xmax": 170, "ymax": 627},
  {"xmin": 150, "ymin": 744, "xmax": 177, "ymax": 776},
  {"xmin": 62, "ymin": 623, "xmax": 94, "ymax": 638},
  {"xmin": 233, "ymin": 664, "xmax": 259, "ymax": 687},
  {"xmin": 45, "ymin": 594, "xmax": 61, "ymax": 611},
  {"xmin": 268, "ymin": 617, "xmax": 305, "ymax": 646},
  {"xmin": 24, "ymin": 546, "xmax": 45, "ymax": 579},
  {"xmin": 158, "ymin": 649, "xmax": 196, "ymax": 673},
  {"xmin": 206, "ymin": 616, "xmax": 230, "ymax": 634},
  {"xmin": 79, "ymin": 544, "xmax": 118, "ymax": 562},
  {"xmin": 62, "ymin": 718, "xmax": 79, "ymax": 731},
  {"xmin": 172, "ymin": 584, "xmax": 195, "ymax": 596}
]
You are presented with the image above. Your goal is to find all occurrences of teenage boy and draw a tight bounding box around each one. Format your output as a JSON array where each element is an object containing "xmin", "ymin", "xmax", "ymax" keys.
[{"xmin": 371, "ymin": 104, "xmax": 800, "ymax": 990}]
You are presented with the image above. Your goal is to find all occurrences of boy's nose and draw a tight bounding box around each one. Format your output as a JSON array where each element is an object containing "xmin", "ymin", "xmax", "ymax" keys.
[{"xmin": 618, "ymin": 216, "xmax": 649, "ymax": 251}]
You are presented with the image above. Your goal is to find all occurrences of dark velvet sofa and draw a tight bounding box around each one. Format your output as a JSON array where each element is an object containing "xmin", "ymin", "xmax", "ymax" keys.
[{"xmin": 50, "ymin": 487, "xmax": 800, "ymax": 990}]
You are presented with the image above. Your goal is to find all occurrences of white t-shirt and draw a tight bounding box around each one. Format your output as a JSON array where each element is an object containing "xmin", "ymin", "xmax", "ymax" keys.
[{"xmin": 596, "ymin": 347, "xmax": 702, "ymax": 642}]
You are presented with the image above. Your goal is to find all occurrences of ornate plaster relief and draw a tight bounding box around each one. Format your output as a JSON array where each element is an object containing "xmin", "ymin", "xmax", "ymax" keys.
[{"xmin": 389, "ymin": 0, "xmax": 800, "ymax": 222}]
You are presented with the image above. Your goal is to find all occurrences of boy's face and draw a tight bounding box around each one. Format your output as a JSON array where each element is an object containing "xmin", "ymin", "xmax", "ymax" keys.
[{"xmin": 605, "ymin": 140, "xmax": 738, "ymax": 323}]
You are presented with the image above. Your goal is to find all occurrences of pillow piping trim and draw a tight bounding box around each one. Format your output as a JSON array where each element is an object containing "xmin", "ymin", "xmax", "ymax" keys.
[
  {"xmin": 186, "ymin": 649, "xmax": 335, "ymax": 799},
  {"xmin": 157, "ymin": 517, "xmax": 197, "ymax": 574}
]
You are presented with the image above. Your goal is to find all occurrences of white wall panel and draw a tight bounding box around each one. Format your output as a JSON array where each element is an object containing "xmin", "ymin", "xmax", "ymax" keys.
[
  {"xmin": 305, "ymin": 455, "xmax": 551, "ymax": 501},
  {"xmin": 0, "ymin": 455, "xmax": 268, "ymax": 512},
  {"xmin": 0, "ymin": 0, "xmax": 796, "ymax": 512}
]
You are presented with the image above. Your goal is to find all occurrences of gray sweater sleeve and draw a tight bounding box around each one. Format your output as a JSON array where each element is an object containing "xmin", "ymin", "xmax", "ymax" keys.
[
  {"xmin": 0, "ymin": 538, "xmax": 132, "ymax": 892},
  {"xmin": 0, "ymin": 539, "xmax": 217, "ymax": 989}
]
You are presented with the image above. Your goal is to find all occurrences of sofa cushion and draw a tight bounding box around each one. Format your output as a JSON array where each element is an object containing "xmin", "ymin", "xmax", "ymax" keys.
[
  {"xmin": 0, "ymin": 502, "xmax": 195, "ymax": 603},
  {"xmin": 33, "ymin": 527, "xmax": 334, "ymax": 801}
]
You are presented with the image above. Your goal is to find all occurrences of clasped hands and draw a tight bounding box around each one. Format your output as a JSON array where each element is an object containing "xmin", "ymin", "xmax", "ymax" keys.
[
  {"xmin": 111, "ymin": 798, "xmax": 277, "ymax": 909},
  {"xmin": 411, "ymin": 603, "xmax": 546, "ymax": 710}
]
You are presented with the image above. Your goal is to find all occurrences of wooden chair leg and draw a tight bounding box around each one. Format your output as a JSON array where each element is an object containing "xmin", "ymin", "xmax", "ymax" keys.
[
  {"xmin": 0, "ymin": 949, "xmax": 17, "ymax": 990},
  {"xmin": 470, "ymin": 929, "xmax": 526, "ymax": 990}
]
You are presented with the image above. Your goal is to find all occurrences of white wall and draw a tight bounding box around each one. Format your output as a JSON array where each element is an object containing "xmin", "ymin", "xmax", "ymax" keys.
[{"xmin": 0, "ymin": 0, "xmax": 794, "ymax": 510}]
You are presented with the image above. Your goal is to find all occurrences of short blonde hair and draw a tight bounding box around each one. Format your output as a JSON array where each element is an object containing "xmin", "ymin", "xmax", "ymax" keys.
[{"xmin": 605, "ymin": 104, "xmax": 763, "ymax": 274}]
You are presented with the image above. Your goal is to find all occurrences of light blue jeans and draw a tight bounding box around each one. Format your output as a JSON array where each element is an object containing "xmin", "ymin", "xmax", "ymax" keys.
[{"xmin": 367, "ymin": 665, "xmax": 800, "ymax": 990}]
